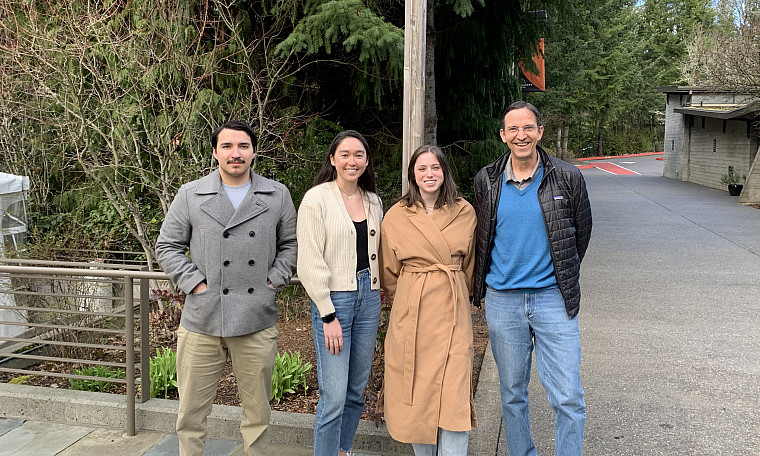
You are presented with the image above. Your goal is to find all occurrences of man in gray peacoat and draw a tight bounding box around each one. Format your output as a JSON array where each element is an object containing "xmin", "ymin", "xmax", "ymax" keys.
[{"xmin": 156, "ymin": 120, "xmax": 297, "ymax": 456}]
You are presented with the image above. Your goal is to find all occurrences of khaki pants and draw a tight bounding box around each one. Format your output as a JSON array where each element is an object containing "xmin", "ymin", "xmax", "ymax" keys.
[{"xmin": 176, "ymin": 325, "xmax": 278, "ymax": 456}]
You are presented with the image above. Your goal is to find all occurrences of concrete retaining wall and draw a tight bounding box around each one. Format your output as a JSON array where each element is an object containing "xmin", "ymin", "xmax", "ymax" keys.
[{"xmin": 0, "ymin": 341, "xmax": 502, "ymax": 454}]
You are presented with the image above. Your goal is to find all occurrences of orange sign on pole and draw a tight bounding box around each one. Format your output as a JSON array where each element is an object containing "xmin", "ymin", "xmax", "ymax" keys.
[{"xmin": 519, "ymin": 38, "xmax": 545, "ymax": 93}]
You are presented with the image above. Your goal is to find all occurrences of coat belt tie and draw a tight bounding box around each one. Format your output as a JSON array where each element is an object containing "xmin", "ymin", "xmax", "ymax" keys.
[{"xmin": 398, "ymin": 263, "xmax": 462, "ymax": 404}]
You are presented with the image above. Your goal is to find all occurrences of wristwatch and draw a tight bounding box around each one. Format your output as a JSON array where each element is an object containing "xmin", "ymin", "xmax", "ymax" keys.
[{"xmin": 321, "ymin": 312, "xmax": 336, "ymax": 323}]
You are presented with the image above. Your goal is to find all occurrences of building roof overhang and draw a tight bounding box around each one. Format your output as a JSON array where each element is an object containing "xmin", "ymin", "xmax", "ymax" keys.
[
  {"xmin": 657, "ymin": 85, "xmax": 732, "ymax": 94},
  {"xmin": 673, "ymin": 101, "xmax": 760, "ymax": 120}
]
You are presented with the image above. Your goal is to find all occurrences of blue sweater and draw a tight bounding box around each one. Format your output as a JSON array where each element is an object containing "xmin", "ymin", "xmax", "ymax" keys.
[{"xmin": 485, "ymin": 166, "xmax": 557, "ymax": 291}]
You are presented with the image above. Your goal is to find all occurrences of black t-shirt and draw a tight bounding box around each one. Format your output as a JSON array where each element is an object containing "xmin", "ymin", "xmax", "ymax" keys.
[{"xmin": 353, "ymin": 219, "xmax": 370, "ymax": 272}]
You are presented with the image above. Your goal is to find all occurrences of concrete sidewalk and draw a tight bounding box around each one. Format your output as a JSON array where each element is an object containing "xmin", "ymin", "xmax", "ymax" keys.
[{"xmin": 0, "ymin": 417, "xmax": 308, "ymax": 456}]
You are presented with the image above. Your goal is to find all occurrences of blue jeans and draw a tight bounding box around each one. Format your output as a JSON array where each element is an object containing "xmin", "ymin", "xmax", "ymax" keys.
[
  {"xmin": 311, "ymin": 268, "xmax": 381, "ymax": 455},
  {"xmin": 485, "ymin": 287, "xmax": 585, "ymax": 456},
  {"xmin": 411, "ymin": 428, "xmax": 469, "ymax": 456}
]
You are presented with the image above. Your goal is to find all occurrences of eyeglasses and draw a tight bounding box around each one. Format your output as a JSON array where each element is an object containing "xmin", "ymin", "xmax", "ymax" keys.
[{"xmin": 504, "ymin": 125, "xmax": 539, "ymax": 134}]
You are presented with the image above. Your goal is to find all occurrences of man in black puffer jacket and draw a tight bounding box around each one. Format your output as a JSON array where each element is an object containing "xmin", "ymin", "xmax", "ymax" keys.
[{"xmin": 472, "ymin": 101, "xmax": 592, "ymax": 456}]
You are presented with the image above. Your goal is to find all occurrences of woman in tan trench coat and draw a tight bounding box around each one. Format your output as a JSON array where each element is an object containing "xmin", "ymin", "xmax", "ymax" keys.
[{"xmin": 380, "ymin": 145, "xmax": 477, "ymax": 455}]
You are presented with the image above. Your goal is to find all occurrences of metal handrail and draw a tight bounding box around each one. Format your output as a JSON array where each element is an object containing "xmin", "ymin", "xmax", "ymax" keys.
[
  {"xmin": 0, "ymin": 289, "xmax": 129, "ymax": 301},
  {"xmin": 0, "ymin": 258, "xmax": 301, "ymax": 436},
  {"xmin": 27, "ymin": 249, "xmax": 152, "ymax": 266},
  {"xmin": 0, "ymin": 260, "xmax": 156, "ymax": 436},
  {"xmin": 0, "ymin": 337, "xmax": 130, "ymax": 351},
  {"xmin": 7, "ymin": 353, "xmax": 129, "ymax": 369},
  {"xmin": 0, "ymin": 304, "xmax": 138, "ymax": 319},
  {"xmin": 0, "ymin": 258, "xmax": 151, "ymax": 271},
  {"xmin": 0, "ymin": 367, "xmax": 137, "ymax": 385},
  {"xmin": 0, "ymin": 264, "xmax": 166, "ymax": 279}
]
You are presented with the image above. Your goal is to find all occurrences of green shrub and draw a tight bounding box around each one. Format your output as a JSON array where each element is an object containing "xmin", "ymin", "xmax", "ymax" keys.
[
  {"xmin": 150, "ymin": 347, "xmax": 178, "ymax": 398},
  {"xmin": 9, "ymin": 375, "xmax": 35, "ymax": 385},
  {"xmin": 270, "ymin": 351, "xmax": 312, "ymax": 403},
  {"xmin": 720, "ymin": 169, "xmax": 745, "ymax": 186},
  {"xmin": 69, "ymin": 365, "xmax": 125, "ymax": 392}
]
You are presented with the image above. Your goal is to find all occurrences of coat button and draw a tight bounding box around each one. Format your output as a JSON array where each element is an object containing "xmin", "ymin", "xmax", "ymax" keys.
[
  {"xmin": 372, "ymin": 277, "xmax": 378, "ymax": 284},
  {"xmin": 223, "ymin": 260, "xmax": 230, "ymax": 267},
  {"xmin": 369, "ymin": 229, "xmax": 376, "ymax": 236},
  {"xmin": 249, "ymin": 231, "xmax": 255, "ymax": 237},
  {"xmin": 248, "ymin": 259, "xmax": 255, "ymax": 266},
  {"xmin": 223, "ymin": 231, "xmax": 230, "ymax": 239},
  {"xmin": 371, "ymin": 254, "xmax": 377, "ymax": 260},
  {"xmin": 222, "ymin": 288, "xmax": 229, "ymax": 295},
  {"xmin": 248, "ymin": 287, "xmax": 254, "ymax": 294}
]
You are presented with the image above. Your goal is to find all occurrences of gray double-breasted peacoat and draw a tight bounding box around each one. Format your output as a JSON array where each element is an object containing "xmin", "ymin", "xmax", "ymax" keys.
[{"xmin": 156, "ymin": 169, "xmax": 297, "ymax": 337}]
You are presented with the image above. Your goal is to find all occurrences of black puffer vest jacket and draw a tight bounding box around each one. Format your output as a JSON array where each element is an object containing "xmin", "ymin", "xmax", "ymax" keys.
[{"xmin": 472, "ymin": 147, "xmax": 592, "ymax": 318}]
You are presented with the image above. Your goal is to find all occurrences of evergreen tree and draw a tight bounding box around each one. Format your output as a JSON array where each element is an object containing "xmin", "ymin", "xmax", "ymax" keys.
[
  {"xmin": 275, "ymin": 0, "xmax": 404, "ymax": 108},
  {"xmin": 640, "ymin": 0, "xmax": 715, "ymax": 87},
  {"xmin": 435, "ymin": 0, "xmax": 546, "ymax": 145},
  {"xmin": 529, "ymin": 0, "xmax": 715, "ymax": 157},
  {"xmin": 527, "ymin": 2, "xmax": 599, "ymax": 159}
]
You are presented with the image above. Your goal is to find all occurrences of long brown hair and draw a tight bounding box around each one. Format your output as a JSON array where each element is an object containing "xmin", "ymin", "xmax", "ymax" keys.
[
  {"xmin": 399, "ymin": 145, "xmax": 460, "ymax": 209},
  {"xmin": 313, "ymin": 130, "xmax": 377, "ymax": 194}
]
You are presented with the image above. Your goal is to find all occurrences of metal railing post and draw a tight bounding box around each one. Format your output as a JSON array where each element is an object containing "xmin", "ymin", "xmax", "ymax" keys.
[
  {"xmin": 140, "ymin": 274, "xmax": 150, "ymax": 403},
  {"xmin": 125, "ymin": 277, "xmax": 135, "ymax": 436}
]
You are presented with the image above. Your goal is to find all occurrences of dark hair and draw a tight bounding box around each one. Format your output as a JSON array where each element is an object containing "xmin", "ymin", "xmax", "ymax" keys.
[
  {"xmin": 211, "ymin": 120, "xmax": 257, "ymax": 149},
  {"xmin": 500, "ymin": 101, "xmax": 543, "ymax": 131},
  {"xmin": 400, "ymin": 145, "xmax": 460, "ymax": 210},
  {"xmin": 313, "ymin": 130, "xmax": 377, "ymax": 194}
]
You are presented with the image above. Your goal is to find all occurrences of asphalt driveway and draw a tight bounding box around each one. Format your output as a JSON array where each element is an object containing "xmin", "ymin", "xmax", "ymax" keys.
[{"xmin": 501, "ymin": 154, "xmax": 760, "ymax": 455}]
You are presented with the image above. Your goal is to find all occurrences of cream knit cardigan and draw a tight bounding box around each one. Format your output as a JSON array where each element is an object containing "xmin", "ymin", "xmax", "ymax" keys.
[{"xmin": 296, "ymin": 181, "xmax": 383, "ymax": 317}]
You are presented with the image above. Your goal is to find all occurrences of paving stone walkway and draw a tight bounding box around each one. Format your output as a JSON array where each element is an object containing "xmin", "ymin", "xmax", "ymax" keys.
[{"xmin": 0, "ymin": 417, "xmax": 402, "ymax": 456}]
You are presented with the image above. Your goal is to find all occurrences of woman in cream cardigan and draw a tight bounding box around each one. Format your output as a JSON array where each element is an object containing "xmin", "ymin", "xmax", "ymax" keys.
[{"xmin": 297, "ymin": 130, "xmax": 383, "ymax": 456}]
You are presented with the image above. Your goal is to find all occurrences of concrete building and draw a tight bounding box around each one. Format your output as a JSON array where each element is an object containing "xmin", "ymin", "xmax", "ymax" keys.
[{"xmin": 659, "ymin": 86, "xmax": 760, "ymax": 204}]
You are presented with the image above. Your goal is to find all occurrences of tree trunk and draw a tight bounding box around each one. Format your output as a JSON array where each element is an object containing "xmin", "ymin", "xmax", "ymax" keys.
[
  {"xmin": 424, "ymin": 0, "xmax": 437, "ymax": 145},
  {"xmin": 651, "ymin": 113, "xmax": 660, "ymax": 152},
  {"xmin": 597, "ymin": 116, "xmax": 604, "ymax": 156},
  {"xmin": 556, "ymin": 125, "xmax": 562, "ymax": 159},
  {"xmin": 562, "ymin": 117, "xmax": 570, "ymax": 160}
]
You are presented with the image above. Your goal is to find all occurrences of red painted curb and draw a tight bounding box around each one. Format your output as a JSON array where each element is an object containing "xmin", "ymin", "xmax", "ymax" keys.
[{"xmin": 577, "ymin": 151, "xmax": 664, "ymax": 161}]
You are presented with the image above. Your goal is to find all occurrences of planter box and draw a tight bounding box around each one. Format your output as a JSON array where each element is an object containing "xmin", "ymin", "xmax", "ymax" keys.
[{"xmin": 728, "ymin": 184, "xmax": 743, "ymax": 196}]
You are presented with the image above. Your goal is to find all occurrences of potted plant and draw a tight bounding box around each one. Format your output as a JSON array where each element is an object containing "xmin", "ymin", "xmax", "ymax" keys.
[{"xmin": 720, "ymin": 169, "xmax": 746, "ymax": 196}]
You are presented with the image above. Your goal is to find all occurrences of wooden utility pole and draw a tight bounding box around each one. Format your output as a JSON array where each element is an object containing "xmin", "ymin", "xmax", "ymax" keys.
[{"xmin": 402, "ymin": 0, "xmax": 426, "ymax": 194}]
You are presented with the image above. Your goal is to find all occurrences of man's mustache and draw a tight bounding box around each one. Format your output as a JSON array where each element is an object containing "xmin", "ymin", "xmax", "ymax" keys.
[{"xmin": 227, "ymin": 158, "xmax": 246, "ymax": 164}]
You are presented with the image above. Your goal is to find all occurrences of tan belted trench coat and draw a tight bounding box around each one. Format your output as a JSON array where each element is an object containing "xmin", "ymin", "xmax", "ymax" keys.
[{"xmin": 379, "ymin": 199, "xmax": 478, "ymax": 444}]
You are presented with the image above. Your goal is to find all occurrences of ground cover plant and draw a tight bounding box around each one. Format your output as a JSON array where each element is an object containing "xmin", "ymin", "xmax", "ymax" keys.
[
  {"xmin": 271, "ymin": 351, "xmax": 312, "ymax": 403},
  {"xmin": 69, "ymin": 365, "xmax": 126, "ymax": 393},
  {"xmin": 150, "ymin": 347, "xmax": 178, "ymax": 399}
]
